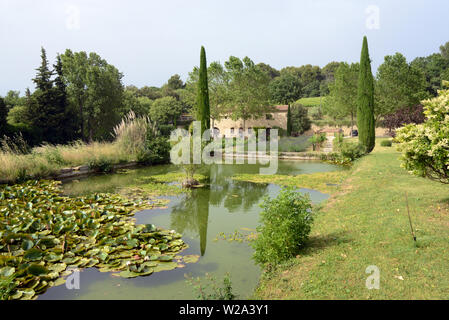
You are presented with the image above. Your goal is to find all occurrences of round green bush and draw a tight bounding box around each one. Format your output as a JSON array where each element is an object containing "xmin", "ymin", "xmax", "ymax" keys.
[
  {"xmin": 380, "ymin": 140, "xmax": 393, "ymax": 147},
  {"xmin": 252, "ymin": 188, "xmax": 313, "ymax": 267}
]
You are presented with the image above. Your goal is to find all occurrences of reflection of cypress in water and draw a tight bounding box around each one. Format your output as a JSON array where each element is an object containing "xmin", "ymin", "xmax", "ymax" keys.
[
  {"xmin": 197, "ymin": 193, "xmax": 209, "ymax": 256},
  {"xmin": 170, "ymin": 166, "xmax": 267, "ymax": 256},
  {"xmin": 198, "ymin": 170, "xmax": 212, "ymax": 256}
]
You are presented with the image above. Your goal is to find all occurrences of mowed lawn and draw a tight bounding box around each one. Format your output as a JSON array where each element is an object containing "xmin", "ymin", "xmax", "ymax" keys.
[
  {"xmin": 255, "ymin": 141, "xmax": 449, "ymax": 299},
  {"xmin": 297, "ymin": 96, "xmax": 326, "ymax": 108}
]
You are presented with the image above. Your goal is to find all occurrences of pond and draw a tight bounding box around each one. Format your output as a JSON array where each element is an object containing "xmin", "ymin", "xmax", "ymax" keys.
[{"xmin": 38, "ymin": 161, "xmax": 341, "ymax": 300}]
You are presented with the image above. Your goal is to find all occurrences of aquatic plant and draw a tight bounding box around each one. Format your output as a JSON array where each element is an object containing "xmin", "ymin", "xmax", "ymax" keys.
[
  {"xmin": 185, "ymin": 273, "xmax": 237, "ymax": 300},
  {"xmin": 0, "ymin": 180, "xmax": 193, "ymax": 300}
]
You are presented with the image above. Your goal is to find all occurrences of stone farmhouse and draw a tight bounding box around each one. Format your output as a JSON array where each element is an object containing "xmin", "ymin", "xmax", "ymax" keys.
[{"xmin": 177, "ymin": 105, "xmax": 289, "ymax": 137}]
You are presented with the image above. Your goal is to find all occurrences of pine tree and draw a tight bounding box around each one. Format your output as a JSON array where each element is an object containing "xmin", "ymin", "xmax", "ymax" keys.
[
  {"xmin": 0, "ymin": 97, "xmax": 8, "ymax": 137},
  {"xmin": 196, "ymin": 46, "xmax": 211, "ymax": 136},
  {"xmin": 29, "ymin": 48, "xmax": 69, "ymax": 144},
  {"xmin": 357, "ymin": 36, "xmax": 375, "ymax": 153},
  {"xmin": 286, "ymin": 105, "xmax": 292, "ymax": 136},
  {"xmin": 32, "ymin": 47, "xmax": 54, "ymax": 91},
  {"xmin": 53, "ymin": 55, "xmax": 77, "ymax": 143}
]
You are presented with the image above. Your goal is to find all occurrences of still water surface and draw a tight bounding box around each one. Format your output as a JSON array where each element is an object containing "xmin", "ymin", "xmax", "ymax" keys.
[{"xmin": 39, "ymin": 161, "xmax": 340, "ymax": 300}]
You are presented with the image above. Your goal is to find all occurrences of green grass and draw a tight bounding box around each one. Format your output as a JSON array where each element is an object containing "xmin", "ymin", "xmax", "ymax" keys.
[
  {"xmin": 130, "ymin": 172, "xmax": 207, "ymax": 196},
  {"xmin": 297, "ymin": 97, "xmax": 326, "ymax": 108},
  {"xmin": 254, "ymin": 141, "xmax": 449, "ymax": 299},
  {"xmin": 233, "ymin": 171, "xmax": 349, "ymax": 194},
  {"xmin": 0, "ymin": 142, "xmax": 132, "ymax": 184},
  {"xmin": 0, "ymin": 112, "xmax": 152, "ymax": 184}
]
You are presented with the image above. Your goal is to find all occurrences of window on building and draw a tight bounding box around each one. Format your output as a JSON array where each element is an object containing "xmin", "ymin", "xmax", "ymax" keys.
[
  {"xmin": 248, "ymin": 127, "xmax": 253, "ymax": 135},
  {"xmin": 230, "ymin": 128, "xmax": 235, "ymax": 134},
  {"xmin": 266, "ymin": 114, "xmax": 274, "ymax": 120}
]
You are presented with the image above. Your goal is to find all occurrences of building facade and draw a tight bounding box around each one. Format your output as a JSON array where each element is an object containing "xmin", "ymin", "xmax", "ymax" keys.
[{"xmin": 211, "ymin": 105, "xmax": 288, "ymax": 137}]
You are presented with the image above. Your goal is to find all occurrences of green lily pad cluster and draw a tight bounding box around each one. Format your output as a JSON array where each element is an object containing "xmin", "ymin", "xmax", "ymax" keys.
[{"xmin": 0, "ymin": 180, "xmax": 192, "ymax": 300}]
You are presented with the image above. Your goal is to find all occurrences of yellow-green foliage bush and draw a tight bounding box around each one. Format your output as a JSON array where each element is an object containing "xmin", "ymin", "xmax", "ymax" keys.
[{"xmin": 396, "ymin": 82, "xmax": 449, "ymax": 184}]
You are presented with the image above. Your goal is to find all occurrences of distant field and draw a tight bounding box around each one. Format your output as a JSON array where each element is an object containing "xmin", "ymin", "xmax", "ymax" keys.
[{"xmin": 296, "ymin": 96, "xmax": 327, "ymax": 108}]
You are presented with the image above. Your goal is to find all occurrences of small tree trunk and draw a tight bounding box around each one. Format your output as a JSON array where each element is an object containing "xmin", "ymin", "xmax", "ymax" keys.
[{"xmin": 351, "ymin": 111, "xmax": 354, "ymax": 137}]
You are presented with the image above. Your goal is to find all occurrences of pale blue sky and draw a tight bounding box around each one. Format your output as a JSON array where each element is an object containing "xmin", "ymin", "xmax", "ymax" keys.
[{"xmin": 1, "ymin": 0, "xmax": 448, "ymax": 95}]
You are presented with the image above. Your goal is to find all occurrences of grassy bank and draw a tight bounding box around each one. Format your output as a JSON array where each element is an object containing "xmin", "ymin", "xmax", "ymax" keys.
[
  {"xmin": 254, "ymin": 142, "xmax": 449, "ymax": 299},
  {"xmin": 233, "ymin": 171, "xmax": 348, "ymax": 194},
  {"xmin": 297, "ymin": 97, "xmax": 326, "ymax": 108},
  {"xmin": 0, "ymin": 141, "xmax": 133, "ymax": 183},
  {"xmin": 0, "ymin": 112, "xmax": 163, "ymax": 184}
]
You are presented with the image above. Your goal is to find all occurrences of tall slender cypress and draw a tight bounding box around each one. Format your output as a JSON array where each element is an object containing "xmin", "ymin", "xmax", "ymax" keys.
[
  {"xmin": 357, "ymin": 36, "xmax": 375, "ymax": 153},
  {"xmin": 196, "ymin": 46, "xmax": 211, "ymax": 136},
  {"xmin": 286, "ymin": 104, "xmax": 292, "ymax": 136}
]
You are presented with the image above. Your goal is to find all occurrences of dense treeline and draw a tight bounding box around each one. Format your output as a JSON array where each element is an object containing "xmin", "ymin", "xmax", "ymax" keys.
[
  {"xmin": 325, "ymin": 41, "xmax": 449, "ymax": 131},
  {"xmin": 1, "ymin": 41, "xmax": 449, "ymax": 146}
]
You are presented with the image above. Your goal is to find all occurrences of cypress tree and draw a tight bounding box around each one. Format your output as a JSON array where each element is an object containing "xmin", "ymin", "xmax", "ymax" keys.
[
  {"xmin": 357, "ymin": 36, "xmax": 375, "ymax": 153},
  {"xmin": 196, "ymin": 46, "xmax": 211, "ymax": 136},
  {"xmin": 286, "ymin": 105, "xmax": 292, "ymax": 136}
]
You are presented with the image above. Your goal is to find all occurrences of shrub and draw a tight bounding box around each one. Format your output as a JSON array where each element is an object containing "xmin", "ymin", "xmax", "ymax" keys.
[
  {"xmin": 382, "ymin": 105, "xmax": 425, "ymax": 137},
  {"xmin": 396, "ymin": 82, "xmax": 449, "ymax": 184},
  {"xmin": 325, "ymin": 141, "xmax": 366, "ymax": 165},
  {"xmin": 333, "ymin": 133, "xmax": 345, "ymax": 151},
  {"xmin": 380, "ymin": 140, "xmax": 393, "ymax": 147},
  {"xmin": 340, "ymin": 142, "xmax": 366, "ymax": 162},
  {"xmin": 88, "ymin": 156, "xmax": 114, "ymax": 173},
  {"xmin": 309, "ymin": 106, "xmax": 323, "ymax": 120},
  {"xmin": 309, "ymin": 133, "xmax": 327, "ymax": 151},
  {"xmin": 158, "ymin": 124, "xmax": 176, "ymax": 138},
  {"xmin": 290, "ymin": 103, "xmax": 312, "ymax": 134},
  {"xmin": 252, "ymin": 188, "xmax": 313, "ymax": 267},
  {"xmin": 137, "ymin": 135, "xmax": 171, "ymax": 165}
]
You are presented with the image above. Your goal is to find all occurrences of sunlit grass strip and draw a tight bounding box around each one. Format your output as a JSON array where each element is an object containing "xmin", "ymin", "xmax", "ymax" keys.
[
  {"xmin": 233, "ymin": 171, "xmax": 349, "ymax": 194},
  {"xmin": 0, "ymin": 142, "xmax": 133, "ymax": 184},
  {"xmin": 254, "ymin": 144, "xmax": 449, "ymax": 299}
]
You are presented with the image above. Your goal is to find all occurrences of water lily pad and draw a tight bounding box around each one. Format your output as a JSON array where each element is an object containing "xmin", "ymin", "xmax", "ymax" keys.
[
  {"xmin": 0, "ymin": 180, "xmax": 188, "ymax": 300},
  {"xmin": 182, "ymin": 255, "xmax": 200, "ymax": 264},
  {"xmin": 20, "ymin": 288, "xmax": 35, "ymax": 300},
  {"xmin": 53, "ymin": 277, "xmax": 66, "ymax": 287},
  {"xmin": 11, "ymin": 290, "xmax": 23, "ymax": 299},
  {"xmin": 159, "ymin": 255, "xmax": 173, "ymax": 262},
  {"xmin": 153, "ymin": 261, "xmax": 178, "ymax": 273},
  {"xmin": 48, "ymin": 263, "xmax": 66, "ymax": 273},
  {"xmin": 44, "ymin": 253, "xmax": 63, "ymax": 262},
  {"xmin": 21, "ymin": 240, "xmax": 34, "ymax": 251},
  {"xmin": 27, "ymin": 264, "xmax": 49, "ymax": 277},
  {"xmin": 0, "ymin": 266, "xmax": 15, "ymax": 277},
  {"xmin": 24, "ymin": 248, "xmax": 43, "ymax": 261},
  {"xmin": 119, "ymin": 270, "xmax": 141, "ymax": 278}
]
